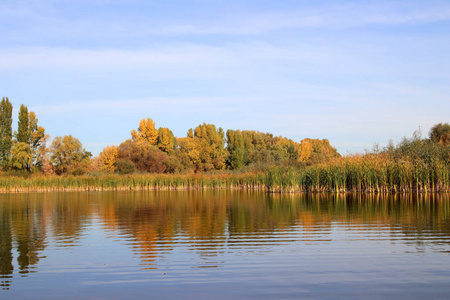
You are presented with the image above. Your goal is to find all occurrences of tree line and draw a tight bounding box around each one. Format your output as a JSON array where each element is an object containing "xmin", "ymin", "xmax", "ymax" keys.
[
  {"xmin": 95, "ymin": 118, "xmax": 341, "ymax": 175},
  {"xmin": 0, "ymin": 97, "xmax": 91, "ymax": 176},
  {"xmin": 1, "ymin": 97, "xmax": 449, "ymax": 178}
]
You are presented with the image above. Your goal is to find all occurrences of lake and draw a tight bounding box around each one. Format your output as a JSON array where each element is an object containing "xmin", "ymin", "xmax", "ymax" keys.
[{"xmin": 1, "ymin": 191, "xmax": 450, "ymax": 299}]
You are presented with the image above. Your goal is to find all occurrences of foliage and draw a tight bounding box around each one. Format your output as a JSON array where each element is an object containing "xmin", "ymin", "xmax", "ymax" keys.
[
  {"xmin": 0, "ymin": 99, "xmax": 447, "ymax": 196},
  {"xmin": 157, "ymin": 127, "xmax": 176, "ymax": 152},
  {"xmin": 29, "ymin": 112, "xmax": 47, "ymax": 150},
  {"xmin": 10, "ymin": 143, "xmax": 32, "ymax": 171},
  {"xmin": 226, "ymin": 130, "xmax": 246, "ymax": 169},
  {"xmin": 16, "ymin": 104, "xmax": 30, "ymax": 144},
  {"xmin": 225, "ymin": 130, "xmax": 303, "ymax": 170},
  {"xmin": 298, "ymin": 138, "xmax": 340, "ymax": 165},
  {"xmin": 98, "ymin": 146, "xmax": 119, "ymax": 173},
  {"xmin": 179, "ymin": 123, "xmax": 227, "ymax": 172},
  {"xmin": 266, "ymin": 130, "xmax": 450, "ymax": 193},
  {"xmin": 28, "ymin": 111, "xmax": 48, "ymax": 169},
  {"xmin": 115, "ymin": 159, "xmax": 136, "ymax": 175},
  {"xmin": 118, "ymin": 139, "xmax": 181, "ymax": 173},
  {"xmin": 131, "ymin": 118, "xmax": 158, "ymax": 144},
  {"xmin": 0, "ymin": 97, "xmax": 13, "ymax": 166},
  {"xmin": 50, "ymin": 135, "xmax": 91, "ymax": 175},
  {"xmin": 429, "ymin": 123, "xmax": 450, "ymax": 145}
]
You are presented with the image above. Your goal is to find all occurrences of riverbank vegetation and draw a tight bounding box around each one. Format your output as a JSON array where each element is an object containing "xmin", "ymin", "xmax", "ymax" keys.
[{"xmin": 0, "ymin": 97, "xmax": 449, "ymax": 193}]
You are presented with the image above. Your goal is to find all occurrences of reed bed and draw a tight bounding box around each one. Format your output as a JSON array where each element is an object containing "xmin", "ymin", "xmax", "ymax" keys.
[
  {"xmin": 0, "ymin": 173, "xmax": 267, "ymax": 193},
  {"xmin": 1, "ymin": 153, "xmax": 448, "ymax": 194},
  {"xmin": 266, "ymin": 154, "xmax": 450, "ymax": 193}
]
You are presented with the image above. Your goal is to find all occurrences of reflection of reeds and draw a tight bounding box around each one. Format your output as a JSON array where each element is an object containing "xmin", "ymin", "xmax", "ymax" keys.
[
  {"xmin": 0, "ymin": 173, "xmax": 267, "ymax": 193},
  {"xmin": 266, "ymin": 154, "xmax": 450, "ymax": 193}
]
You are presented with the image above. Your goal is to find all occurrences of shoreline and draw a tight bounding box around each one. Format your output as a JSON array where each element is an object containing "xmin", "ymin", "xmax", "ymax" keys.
[{"xmin": 0, "ymin": 170, "xmax": 449, "ymax": 194}]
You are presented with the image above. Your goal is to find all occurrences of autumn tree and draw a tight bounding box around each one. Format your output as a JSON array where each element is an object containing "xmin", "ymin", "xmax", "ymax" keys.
[
  {"xmin": 118, "ymin": 139, "xmax": 180, "ymax": 173},
  {"xmin": 0, "ymin": 97, "xmax": 13, "ymax": 166},
  {"xmin": 297, "ymin": 138, "xmax": 340, "ymax": 164},
  {"xmin": 429, "ymin": 123, "xmax": 450, "ymax": 145},
  {"xmin": 10, "ymin": 143, "xmax": 32, "ymax": 171},
  {"xmin": 178, "ymin": 123, "xmax": 227, "ymax": 172},
  {"xmin": 157, "ymin": 127, "xmax": 176, "ymax": 152},
  {"xmin": 50, "ymin": 135, "xmax": 91, "ymax": 175},
  {"xmin": 177, "ymin": 137, "xmax": 202, "ymax": 171},
  {"xmin": 114, "ymin": 159, "xmax": 136, "ymax": 174},
  {"xmin": 98, "ymin": 145, "xmax": 119, "ymax": 173},
  {"xmin": 29, "ymin": 112, "xmax": 46, "ymax": 150},
  {"xmin": 131, "ymin": 118, "xmax": 158, "ymax": 144},
  {"xmin": 298, "ymin": 139, "xmax": 314, "ymax": 162}
]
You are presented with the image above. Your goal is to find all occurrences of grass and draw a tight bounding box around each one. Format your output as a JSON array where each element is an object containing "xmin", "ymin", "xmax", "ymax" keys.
[
  {"xmin": 1, "ymin": 155, "xmax": 448, "ymax": 194},
  {"xmin": 1, "ymin": 140, "xmax": 449, "ymax": 194},
  {"xmin": 0, "ymin": 173, "xmax": 267, "ymax": 193},
  {"xmin": 266, "ymin": 154, "xmax": 450, "ymax": 193}
]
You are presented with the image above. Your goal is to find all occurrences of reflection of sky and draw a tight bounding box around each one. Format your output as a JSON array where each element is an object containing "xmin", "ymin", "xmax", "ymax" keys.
[
  {"xmin": 1, "ymin": 0, "xmax": 449, "ymax": 155},
  {"xmin": 6, "ymin": 217, "xmax": 450, "ymax": 299},
  {"xmin": 2, "ymin": 192, "xmax": 450, "ymax": 298}
]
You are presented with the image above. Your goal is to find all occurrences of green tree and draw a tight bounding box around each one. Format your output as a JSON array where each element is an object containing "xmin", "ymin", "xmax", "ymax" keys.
[
  {"xmin": 226, "ymin": 130, "xmax": 246, "ymax": 169},
  {"xmin": 114, "ymin": 159, "xmax": 136, "ymax": 174},
  {"xmin": 10, "ymin": 142, "xmax": 32, "ymax": 171},
  {"xmin": 28, "ymin": 111, "xmax": 47, "ymax": 170},
  {"xmin": 50, "ymin": 135, "xmax": 90, "ymax": 175},
  {"xmin": 0, "ymin": 97, "xmax": 13, "ymax": 166},
  {"xmin": 16, "ymin": 105, "xmax": 30, "ymax": 144}
]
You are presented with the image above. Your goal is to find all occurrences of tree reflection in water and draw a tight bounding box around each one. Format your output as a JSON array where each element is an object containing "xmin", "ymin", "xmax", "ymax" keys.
[{"xmin": 0, "ymin": 191, "xmax": 450, "ymax": 289}]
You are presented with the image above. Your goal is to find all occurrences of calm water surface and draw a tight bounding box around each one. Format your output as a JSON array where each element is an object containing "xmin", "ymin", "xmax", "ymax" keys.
[{"xmin": 1, "ymin": 191, "xmax": 450, "ymax": 299}]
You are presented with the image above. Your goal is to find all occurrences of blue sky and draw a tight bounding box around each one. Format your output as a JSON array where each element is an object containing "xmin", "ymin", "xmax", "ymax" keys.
[{"xmin": 1, "ymin": 0, "xmax": 449, "ymax": 155}]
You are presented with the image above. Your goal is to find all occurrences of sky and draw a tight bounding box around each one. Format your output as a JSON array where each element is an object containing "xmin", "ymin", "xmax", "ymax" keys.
[{"xmin": 1, "ymin": 0, "xmax": 449, "ymax": 156}]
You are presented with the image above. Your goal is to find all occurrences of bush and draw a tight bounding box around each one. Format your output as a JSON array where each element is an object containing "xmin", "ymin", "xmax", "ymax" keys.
[{"xmin": 115, "ymin": 159, "xmax": 136, "ymax": 175}]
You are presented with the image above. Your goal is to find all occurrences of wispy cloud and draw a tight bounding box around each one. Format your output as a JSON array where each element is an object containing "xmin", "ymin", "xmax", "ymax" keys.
[
  {"xmin": 141, "ymin": 3, "xmax": 450, "ymax": 35},
  {"xmin": 2, "ymin": 1, "xmax": 450, "ymax": 41},
  {"xmin": 1, "ymin": 0, "xmax": 449, "ymax": 155}
]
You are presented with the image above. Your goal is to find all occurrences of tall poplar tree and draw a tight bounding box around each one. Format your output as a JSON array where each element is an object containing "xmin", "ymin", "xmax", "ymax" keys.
[
  {"xmin": 0, "ymin": 97, "xmax": 13, "ymax": 165},
  {"xmin": 16, "ymin": 104, "xmax": 30, "ymax": 144},
  {"xmin": 131, "ymin": 118, "xmax": 158, "ymax": 145}
]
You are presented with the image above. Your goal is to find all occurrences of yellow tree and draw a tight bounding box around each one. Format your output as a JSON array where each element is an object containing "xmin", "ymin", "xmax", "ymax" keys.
[
  {"xmin": 98, "ymin": 145, "xmax": 119, "ymax": 173},
  {"xmin": 177, "ymin": 137, "xmax": 202, "ymax": 172},
  {"xmin": 157, "ymin": 127, "xmax": 175, "ymax": 152},
  {"xmin": 298, "ymin": 138, "xmax": 340, "ymax": 164},
  {"xmin": 131, "ymin": 118, "xmax": 158, "ymax": 145},
  {"xmin": 192, "ymin": 123, "xmax": 226, "ymax": 171},
  {"xmin": 50, "ymin": 135, "xmax": 91, "ymax": 175},
  {"xmin": 298, "ymin": 139, "xmax": 313, "ymax": 162},
  {"xmin": 29, "ymin": 112, "xmax": 46, "ymax": 150}
]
